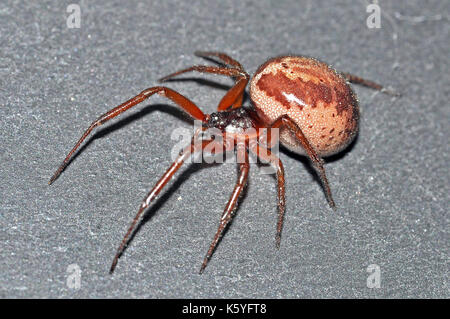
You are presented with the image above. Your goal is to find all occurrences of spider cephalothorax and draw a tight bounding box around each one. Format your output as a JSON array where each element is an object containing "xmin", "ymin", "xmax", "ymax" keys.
[
  {"xmin": 49, "ymin": 51, "xmax": 395, "ymax": 274},
  {"xmin": 205, "ymin": 108, "xmax": 257, "ymax": 133}
]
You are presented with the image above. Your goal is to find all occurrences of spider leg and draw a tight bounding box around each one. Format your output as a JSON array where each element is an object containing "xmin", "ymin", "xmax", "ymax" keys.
[
  {"xmin": 340, "ymin": 72, "xmax": 401, "ymax": 96},
  {"xmin": 270, "ymin": 115, "xmax": 336, "ymax": 209},
  {"xmin": 159, "ymin": 65, "xmax": 243, "ymax": 82},
  {"xmin": 218, "ymin": 75, "xmax": 249, "ymax": 111},
  {"xmin": 110, "ymin": 131, "xmax": 214, "ymax": 274},
  {"xmin": 159, "ymin": 65, "xmax": 249, "ymax": 112},
  {"xmin": 194, "ymin": 51, "xmax": 244, "ymax": 71},
  {"xmin": 199, "ymin": 142, "xmax": 249, "ymax": 274},
  {"xmin": 249, "ymin": 143, "xmax": 286, "ymax": 248},
  {"xmin": 192, "ymin": 51, "xmax": 248, "ymax": 107},
  {"xmin": 49, "ymin": 86, "xmax": 206, "ymax": 184}
]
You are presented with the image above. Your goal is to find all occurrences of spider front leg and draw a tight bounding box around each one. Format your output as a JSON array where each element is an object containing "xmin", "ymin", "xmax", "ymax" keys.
[
  {"xmin": 270, "ymin": 115, "xmax": 336, "ymax": 209},
  {"xmin": 199, "ymin": 141, "xmax": 250, "ymax": 274},
  {"xmin": 194, "ymin": 51, "xmax": 248, "ymax": 110},
  {"xmin": 49, "ymin": 86, "xmax": 206, "ymax": 184},
  {"xmin": 159, "ymin": 52, "xmax": 249, "ymax": 111},
  {"xmin": 249, "ymin": 142, "xmax": 286, "ymax": 248}
]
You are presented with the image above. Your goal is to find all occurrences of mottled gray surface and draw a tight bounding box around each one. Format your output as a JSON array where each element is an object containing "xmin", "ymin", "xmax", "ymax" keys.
[{"xmin": 1, "ymin": 0, "xmax": 448, "ymax": 298}]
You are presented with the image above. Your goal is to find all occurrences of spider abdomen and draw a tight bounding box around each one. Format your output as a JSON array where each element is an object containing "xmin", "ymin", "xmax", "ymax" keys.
[{"xmin": 249, "ymin": 56, "xmax": 359, "ymax": 157}]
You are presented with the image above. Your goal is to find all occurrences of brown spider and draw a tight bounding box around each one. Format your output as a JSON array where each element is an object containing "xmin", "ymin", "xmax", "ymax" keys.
[{"xmin": 49, "ymin": 51, "xmax": 396, "ymax": 274}]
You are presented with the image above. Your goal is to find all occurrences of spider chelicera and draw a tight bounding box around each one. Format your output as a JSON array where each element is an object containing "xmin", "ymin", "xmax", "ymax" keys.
[{"xmin": 49, "ymin": 51, "xmax": 396, "ymax": 273}]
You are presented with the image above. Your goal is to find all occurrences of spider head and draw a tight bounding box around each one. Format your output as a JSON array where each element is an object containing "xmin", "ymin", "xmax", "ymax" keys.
[{"xmin": 205, "ymin": 108, "xmax": 256, "ymax": 134}]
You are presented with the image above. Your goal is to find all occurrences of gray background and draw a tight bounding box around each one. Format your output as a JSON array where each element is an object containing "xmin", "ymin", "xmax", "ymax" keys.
[{"xmin": 1, "ymin": 0, "xmax": 448, "ymax": 298}]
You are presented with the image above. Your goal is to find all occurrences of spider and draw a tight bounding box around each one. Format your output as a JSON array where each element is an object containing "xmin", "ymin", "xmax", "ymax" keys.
[{"xmin": 49, "ymin": 51, "xmax": 397, "ymax": 274}]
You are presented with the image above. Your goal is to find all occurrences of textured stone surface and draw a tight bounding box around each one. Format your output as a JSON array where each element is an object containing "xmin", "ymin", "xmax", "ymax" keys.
[{"xmin": 1, "ymin": 0, "xmax": 448, "ymax": 298}]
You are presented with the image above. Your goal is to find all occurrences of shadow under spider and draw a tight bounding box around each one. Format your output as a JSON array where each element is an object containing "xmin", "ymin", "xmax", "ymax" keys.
[{"xmin": 281, "ymin": 133, "xmax": 359, "ymax": 195}]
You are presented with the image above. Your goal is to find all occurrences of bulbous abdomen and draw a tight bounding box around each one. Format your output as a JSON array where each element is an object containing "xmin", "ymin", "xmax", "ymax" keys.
[{"xmin": 249, "ymin": 56, "xmax": 359, "ymax": 157}]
